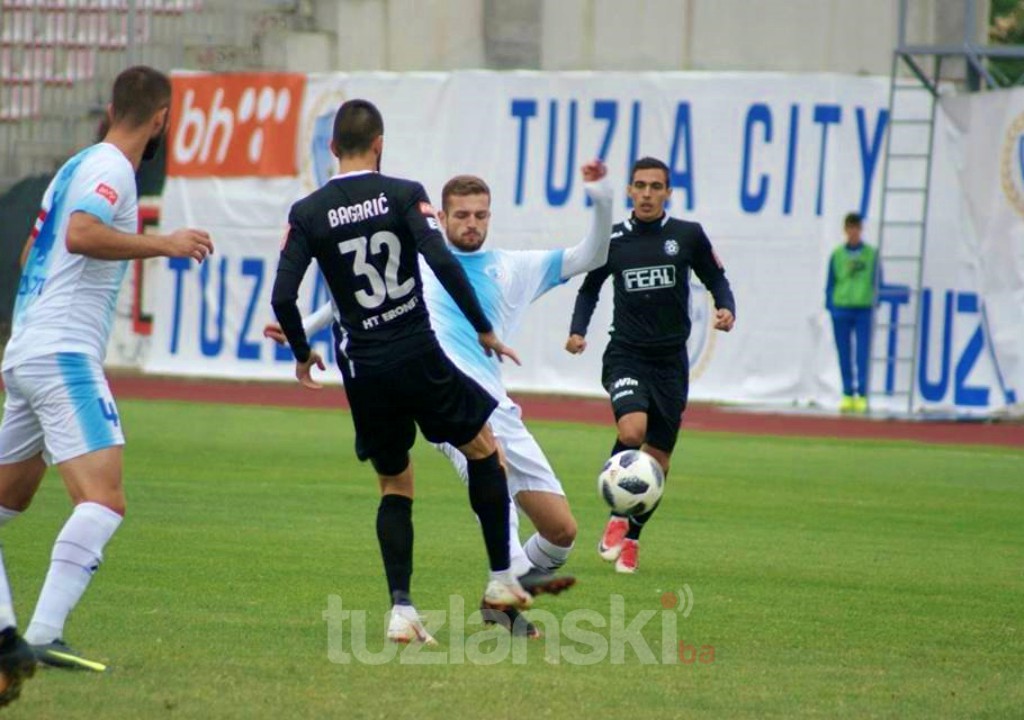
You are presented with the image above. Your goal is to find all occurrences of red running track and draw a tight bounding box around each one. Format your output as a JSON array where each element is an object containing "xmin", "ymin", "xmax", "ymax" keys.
[{"xmin": 103, "ymin": 375, "xmax": 1023, "ymax": 449}]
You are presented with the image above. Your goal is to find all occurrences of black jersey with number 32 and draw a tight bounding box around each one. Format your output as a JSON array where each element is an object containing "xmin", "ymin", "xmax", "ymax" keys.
[{"xmin": 271, "ymin": 172, "xmax": 492, "ymax": 374}]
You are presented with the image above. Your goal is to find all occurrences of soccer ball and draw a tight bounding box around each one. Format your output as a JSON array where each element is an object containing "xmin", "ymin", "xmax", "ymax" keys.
[{"xmin": 598, "ymin": 450, "xmax": 665, "ymax": 516}]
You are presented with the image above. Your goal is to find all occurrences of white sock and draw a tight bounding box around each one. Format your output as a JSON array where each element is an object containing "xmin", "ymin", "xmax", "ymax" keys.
[
  {"xmin": 524, "ymin": 533, "xmax": 574, "ymax": 572},
  {"xmin": 0, "ymin": 506, "xmax": 21, "ymax": 630},
  {"xmin": 25, "ymin": 502, "xmax": 122, "ymax": 644},
  {"xmin": 489, "ymin": 568, "xmax": 516, "ymax": 585},
  {"xmin": 507, "ymin": 498, "xmax": 532, "ymax": 578}
]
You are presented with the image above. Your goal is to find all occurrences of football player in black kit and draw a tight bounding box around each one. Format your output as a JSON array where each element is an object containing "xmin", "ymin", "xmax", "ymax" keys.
[
  {"xmin": 565, "ymin": 157, "xmax": 736, "ymax": 574},
  {"xmin": 272, "ymin": 99, "xmax": 566, "ymax": 645}
]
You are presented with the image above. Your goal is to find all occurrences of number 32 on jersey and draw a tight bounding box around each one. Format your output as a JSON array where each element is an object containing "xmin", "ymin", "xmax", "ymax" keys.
[{"xmin": 338, "ymin": 230, "xmax": 414, "ymax": 309}]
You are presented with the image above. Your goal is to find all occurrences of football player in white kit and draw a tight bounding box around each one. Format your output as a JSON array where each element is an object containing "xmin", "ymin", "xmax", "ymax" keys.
[
  {"xmin": 265, "ymin": 160, "xmax": 612, "ymax": 637},
  {"xmin": 0, "ymin": 66, "xmax": 213, "ymax": 692}
]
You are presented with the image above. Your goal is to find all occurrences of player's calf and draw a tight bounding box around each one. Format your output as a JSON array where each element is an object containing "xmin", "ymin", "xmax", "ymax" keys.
[{"xmin": 24, "ymin": 501, "xmax": 122, "ymax": 652}]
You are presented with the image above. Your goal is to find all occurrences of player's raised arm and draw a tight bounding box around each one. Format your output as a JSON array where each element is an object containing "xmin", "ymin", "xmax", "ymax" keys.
[{"xmin": 561, "ymin": 160, "xmax": 614, "ymax": 279}]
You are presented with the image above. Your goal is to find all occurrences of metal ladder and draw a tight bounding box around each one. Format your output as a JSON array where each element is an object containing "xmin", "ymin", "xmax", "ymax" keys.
[{"xmin": 868, "ymin": 54, "xmax": 941, "ymax": 415}]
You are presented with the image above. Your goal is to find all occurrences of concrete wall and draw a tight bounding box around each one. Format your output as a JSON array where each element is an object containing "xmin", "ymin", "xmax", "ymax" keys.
[
  {"xmin": 539, "ymin": 0, "xmax": 989, "ymax": 75},
  {"xmin": 310, "ymin": 0, "xmax": 485, "ymax": 71},
  {"xmin": 290, "ymin": 0, "xmax": 990, "ymax": 75}
]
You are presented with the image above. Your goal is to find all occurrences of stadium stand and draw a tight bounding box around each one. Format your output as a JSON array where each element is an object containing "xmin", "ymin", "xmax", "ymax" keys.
[{"xmin": 0, "ymin": 0, "xmax": 298, "ymax": 191}]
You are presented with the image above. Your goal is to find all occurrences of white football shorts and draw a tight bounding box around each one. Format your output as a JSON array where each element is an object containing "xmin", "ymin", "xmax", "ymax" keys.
[
  {"xmin": 0, "ymin": 353, "xmax": 125, "ymax": 466},
  {"xmin": 436, "ymin": 401, "xmax": 565, "ymax": 497}
]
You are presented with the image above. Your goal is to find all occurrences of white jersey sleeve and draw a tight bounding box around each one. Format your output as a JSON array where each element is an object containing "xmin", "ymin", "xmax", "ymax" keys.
[
  {"xmin": 66, "ymin": 148, "xmax": 137, "ymax": 230},
  {"xmin": 504, "ymin": 249, "xmax": 565, "ymax": 308}
]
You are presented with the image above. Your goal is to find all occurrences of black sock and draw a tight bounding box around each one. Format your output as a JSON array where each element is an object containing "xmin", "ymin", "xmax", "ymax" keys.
[
  {"xmin": 466, "ymin": 451, "xmax": 511, "ymax": 572},
  {"xmin": 610, "ymin": 439, "xmax": 640, "ymax": 519},
  {"xmin": 611, "ymin": 438, "xmax": 638, "ymax": 457},
  {"xmin": 627, "ymin": 498, "xmax": 661, "ymax": 540},
  {"xmin": 376, "ymin": 494, "xmax": 413, "ymax": 606}
]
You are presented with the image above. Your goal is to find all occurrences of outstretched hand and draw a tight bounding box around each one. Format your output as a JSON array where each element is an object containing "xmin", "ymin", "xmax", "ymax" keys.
[
  {"xmin": 165, "ymin": 228, "xmax": 214, "ymax": 263},
  {"xmin": 296, "ymin": 351, "xmax": 326, "ymax": 390},
  {"xmin": 478, "ymin": 331, "xmax": 521, "ymax": 365},
  {"xmin": 263, "ymin": 323, "xmax": 286, "ymax": 345}
]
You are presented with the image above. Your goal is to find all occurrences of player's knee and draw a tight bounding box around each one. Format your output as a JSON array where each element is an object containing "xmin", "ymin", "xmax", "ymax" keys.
[
  {"xmin": 459, "ymin": 428, "xmax": 497, "ymax": 461},
  {"xmin": 546, "ymin": 517, "xmax": 577, "ymax": 548},
  {"xmin": 618, "ymin": 425, "xmax": 646, "ymax": 448},
  {"xmin": 371, "ymin": 451, "xmax": 411, "ymax": 478},
  {"xmin": 1, "ymin": 492, "xmax": 35, "ymax": 513}
]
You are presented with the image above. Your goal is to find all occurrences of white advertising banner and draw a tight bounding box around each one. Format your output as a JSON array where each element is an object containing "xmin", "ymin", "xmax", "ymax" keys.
[
  {"xmin": 932, "ymin": 89, "xmax": 1024, "ymax": 415},
  {"xmin": 141, "ymin": 71, "xmax": 1021, "ymax": 415}
]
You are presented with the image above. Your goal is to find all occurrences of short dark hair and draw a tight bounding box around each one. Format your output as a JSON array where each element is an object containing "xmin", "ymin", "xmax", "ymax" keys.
[
  {"xmin": 441, "ymin": 175, "xmax": 491, "ymax": 211},
  {"xmin": 332, "ymin": 99, "xmax": 384, "ymax": 157},
  {"xmin": 111, "ymin": 66, "xmax": 171, "ymax": 128},
  {"xmin": 844, "ymin": 212, "xmax": 863, "ymax": 227},
  {"xmin": 630, "ymin": 156, "xmax": 670, "ymax": 186}
]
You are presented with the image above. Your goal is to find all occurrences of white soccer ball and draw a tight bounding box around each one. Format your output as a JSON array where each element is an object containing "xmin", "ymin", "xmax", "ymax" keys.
[{"xmin": 598, "ymin": 450, "xmax": 665, "ymax": 516}]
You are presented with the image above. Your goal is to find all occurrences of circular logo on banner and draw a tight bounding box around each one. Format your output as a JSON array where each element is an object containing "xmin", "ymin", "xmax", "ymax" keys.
[
  {"xmin": 299, "ymin": 86, "xmax": 347, "ymax": 193},
  {"xmin": 1000, "ymin": 112, "xmax": 1024, "ymax": 218},
  {"xmin": 687, "ymin": 280, "xmax": 717, "ymax": 381}
]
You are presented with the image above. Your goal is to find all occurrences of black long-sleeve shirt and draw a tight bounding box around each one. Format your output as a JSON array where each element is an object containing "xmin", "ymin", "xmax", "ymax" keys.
[
  {"xmin": 271, "ymin": 172, "xmax": 492, "ymax": 373},
  {"xmin": 570, "ymin": 214, "xmax": 735, "ymax": 356}
]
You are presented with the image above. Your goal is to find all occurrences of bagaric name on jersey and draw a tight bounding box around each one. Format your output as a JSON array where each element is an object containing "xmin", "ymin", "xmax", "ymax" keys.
[
  {"xmin": 327, "ymin": 193, "xmax": 390, "ymax": 228},
  {"xmin": 361, "ymin": 294, "xmax": 419, "ymax": 329},
  {"xmin": 623, "ymin": 265, "xmax": 676, "ymax": 292}
]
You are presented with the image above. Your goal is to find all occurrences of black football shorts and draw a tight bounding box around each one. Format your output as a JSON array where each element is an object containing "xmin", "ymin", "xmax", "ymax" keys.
[
  {"xmin": 337, "ymin": 345, "xmax": 497, "ymax": 463},
  {"xmin": 601, "ymin": 342, "xmax": 689, "ymax": 454}
]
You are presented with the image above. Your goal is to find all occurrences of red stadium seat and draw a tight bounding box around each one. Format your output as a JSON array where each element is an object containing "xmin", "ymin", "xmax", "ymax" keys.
[
  {"xmin": 0, "ymin": 82, "xmax": 41, "ymax": 121},
  {"xmin": 1, "ymin": 10, "xmax": 36, "ymax": 46},
  {"xmin": 0, "ymin": 47, "xmax": 54, "ymax": 83}
]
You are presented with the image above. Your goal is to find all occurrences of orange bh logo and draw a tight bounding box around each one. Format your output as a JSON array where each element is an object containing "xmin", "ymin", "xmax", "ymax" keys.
[{"xmin": 168, "ymin": 72, "xmax": 306, "ymax": 178}]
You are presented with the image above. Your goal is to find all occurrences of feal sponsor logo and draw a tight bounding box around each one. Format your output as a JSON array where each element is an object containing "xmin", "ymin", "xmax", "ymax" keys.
[
  {"xmin": 623, "ymin": 265, "xmax": 676, "ymax": 292},
  {"xmin": 168, "ymin": 73, "xmax": 305, "ymax": 177}
]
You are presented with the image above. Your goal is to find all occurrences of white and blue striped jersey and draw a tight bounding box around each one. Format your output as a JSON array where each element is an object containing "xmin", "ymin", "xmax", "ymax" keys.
[
  {"xmin": 420, "ymin": 248, "xmax": 564, "ymax": 404},
  {"xmin": 4, "ymin": 143, "xmax": 138, "ymax": 370}
]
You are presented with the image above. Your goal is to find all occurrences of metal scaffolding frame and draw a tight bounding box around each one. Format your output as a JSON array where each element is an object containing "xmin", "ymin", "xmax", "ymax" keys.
[{"xmin": 870, "ymin": 0, "xmax": 1024, "ymax": 415}]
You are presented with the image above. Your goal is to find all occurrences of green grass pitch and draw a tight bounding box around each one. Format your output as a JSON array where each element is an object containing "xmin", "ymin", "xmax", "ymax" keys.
[{"xmin": 2, "ymin": 397, "xmax": 1022, "ymax": 718}]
